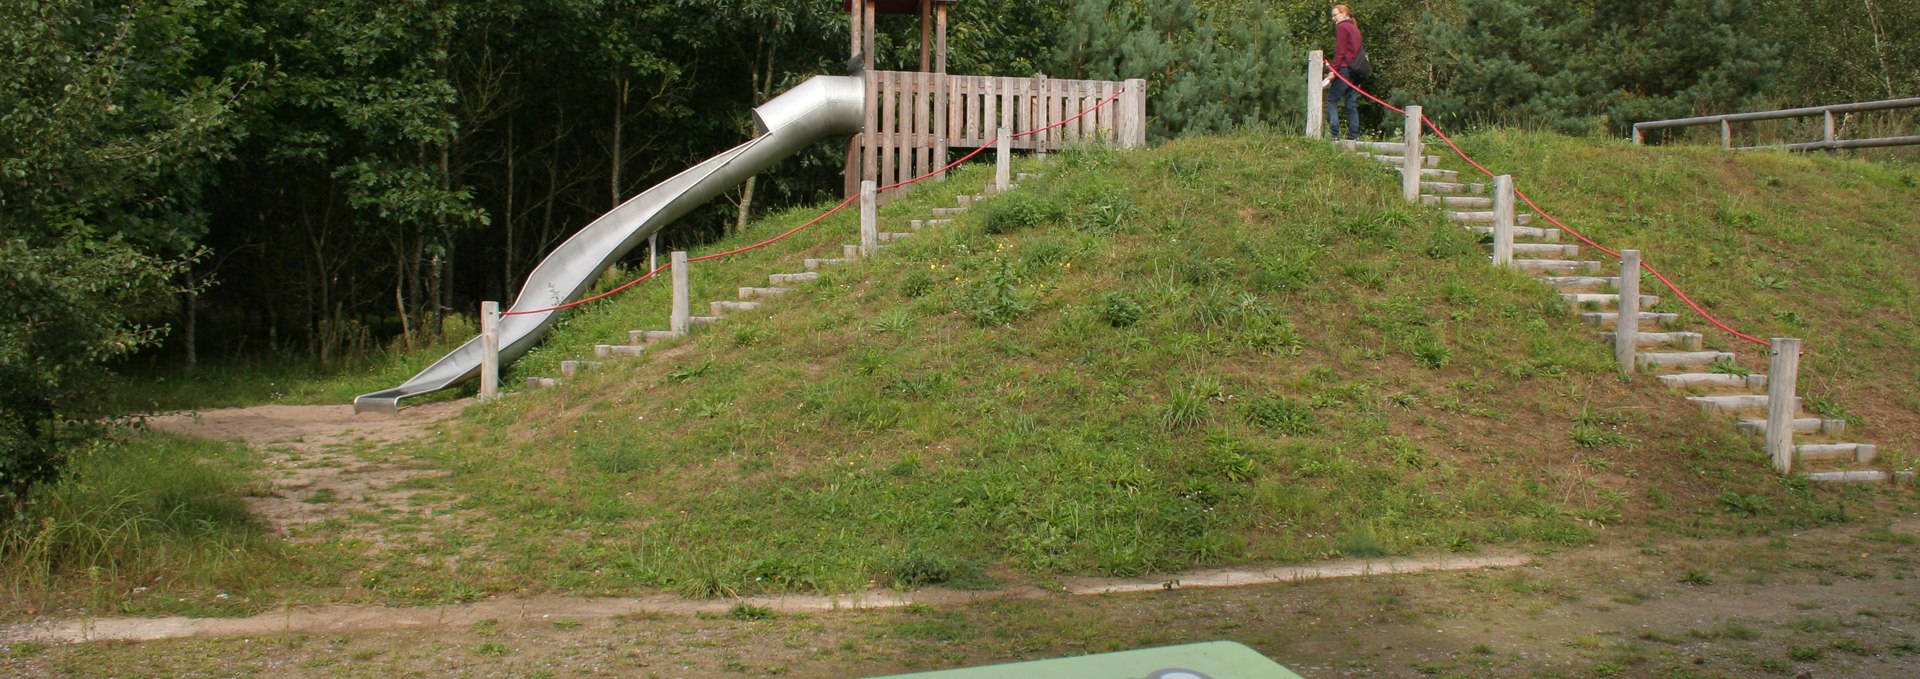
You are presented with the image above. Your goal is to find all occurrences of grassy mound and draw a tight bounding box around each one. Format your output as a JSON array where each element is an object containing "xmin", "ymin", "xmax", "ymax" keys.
[
  {"xmin": 24, "ymin": 131, "xmax": 1918, "ymax": 612},
  {"xmin": 342, "ymin": 132, "xmax": 1915, "ymax": 601}
]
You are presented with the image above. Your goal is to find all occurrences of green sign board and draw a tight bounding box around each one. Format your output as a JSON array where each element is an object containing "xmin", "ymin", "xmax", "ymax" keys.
[{"xmin": 872, "ymin": 641, "xmax": 1303, "ymax": 679}]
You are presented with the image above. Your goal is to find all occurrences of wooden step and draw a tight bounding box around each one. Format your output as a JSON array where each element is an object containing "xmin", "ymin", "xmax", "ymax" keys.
[
  {"xmin": 1796, "ymin": 443, "xmax": 1877, "ymax": 464},
  {"xmin": 804, "ymin": 258, "xmax": 856, "ymax": 270},
  {"xmin": 1514, "ymin": 259, "xmax": 1600, "ymax": 274},
  {"xmin": 710, "ymin": 300, "xmax": 761, "ymax": 315},
  {"xmin": 1563, "ymin": 293, "xmax": 1660, "ymax": 308},
  {"xmin": 1469, "ymin": 226, "xmax": 1560, "ymax": 241},
  {"xmin": 1600, "ymin": 331, "xmax": 1703, "ymax": 350},
  {"xmin": 1736, "ymin": 417, "xmax": 1843, "ymax": 437},
  {"xmin": 1515, "ymin": 243, "xmax": 1581, "ymax": 258},
  {"xmin": 1656, "ymin": 372, "xmax": 1767, "ymax": 390},
  {"xmin": 768, "ymin": 272, "xmax": 817, "ymax": 286},
  {"xmin": 932, "ymin": 207, "xmax": 967, "ymax": 217},
  {"xmin": 1688, "ymin": 394, "xmax": 1800, "ymax": 416},
  {"xmin": 1541, "ymin": 276, "xmax": 1620, "ymax": 291},
  {"xmin": 1448, "ymin": 211, "xmax": 1535, "ymax": 226},
  {"xmin": 1425, "ymin": 181, "xmax": 1487, "ymax": 195},
  {"xmin": 1423, "ymin": 195, "xmax": 1493, "ymax": 209},
  {"xmin": 1580, "ymin": 311, "xmax": 1681, "ymax": 329},
  {"xmin": 1807, "ymin": 470, "xmax": 1891, "ymax": 484},
  {"xmin": 526, "ymin": 377, "xmax": 562, "ymax": 389},
  {"xmin": 740, "ymin": 286, "xmax": 795, "ymax": 299},
  {"xmin": 1398, "ymin": 168, "xmax": 1461, "ymax": 182},
  {"xmin": 1637, "ymin": 351, "xmax": 1735, "ymax": 370},
  {"xmin": 595, "ymin": 344, "xmax": 647, "ymax": 358},
  {"xmin": 878, "ymin": 232, "xmax": 914, "ymax": 242},
  {"xmin": 631, "ymin": 330, "xmax": 681, "ymax": 344}
]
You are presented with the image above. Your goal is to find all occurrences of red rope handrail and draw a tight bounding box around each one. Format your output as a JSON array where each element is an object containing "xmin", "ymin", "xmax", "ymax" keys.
[
  {"xmin": 1329, "ymin": 71, "xmax": 1772, "ymax": 348},
  {"xmin": 502, "ymin": 87, "xmax": 1129, "ymax": 317}
]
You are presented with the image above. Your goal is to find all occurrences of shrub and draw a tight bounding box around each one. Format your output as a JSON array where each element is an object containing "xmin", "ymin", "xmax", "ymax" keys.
[
  {"xmin": 1097, "ymin": 292, "xmax": 1143, "ymax": 327},
  {"xmin": 1242, "ymin": 396, "xmax": 1319, "ymax": 435},
  {"xmin": 980, "ymin": 193, "xmax": 1060, "ymax": 234}
]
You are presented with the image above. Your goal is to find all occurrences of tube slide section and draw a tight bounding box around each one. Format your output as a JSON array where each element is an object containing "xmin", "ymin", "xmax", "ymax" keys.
[{"xmin": 353, "ymin": 75, "xmax": 865, "ymax": 414}]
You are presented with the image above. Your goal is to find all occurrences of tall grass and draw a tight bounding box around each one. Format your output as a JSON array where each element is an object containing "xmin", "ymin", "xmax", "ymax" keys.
[{"xmin": 1, "ymin": 432, "xmax": 295, "ymax": 616}]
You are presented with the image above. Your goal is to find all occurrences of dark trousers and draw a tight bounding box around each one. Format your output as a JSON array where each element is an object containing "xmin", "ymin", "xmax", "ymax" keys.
[{"xmin": 1326, "ymin": 67, "xmax": 1360, "ymax": 141}]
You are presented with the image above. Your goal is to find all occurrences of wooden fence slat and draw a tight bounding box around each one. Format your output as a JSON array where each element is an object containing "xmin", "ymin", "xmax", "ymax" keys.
[{"xmin": 880, "ymin": 71, "xmax": 896, "ymax": 189}]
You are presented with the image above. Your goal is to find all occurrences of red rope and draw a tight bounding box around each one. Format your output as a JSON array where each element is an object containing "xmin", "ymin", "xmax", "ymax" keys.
[
  {"xmin": 1329, "ymin": 71, "xmax": 1772, "ymax": 348},
  {"xmin": 502, "ymin": 88, "xmax": 1128, "ymax": 317}
]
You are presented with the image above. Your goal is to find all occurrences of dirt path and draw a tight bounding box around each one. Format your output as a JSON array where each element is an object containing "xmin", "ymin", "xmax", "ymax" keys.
[
  {"xmin": 6, "ymin": 522, "xmax": 1920, "ymax": 677},
  {"xmin": 144, "ymin": 401, "xmax": 467, "ymax": 536},
  {"xmin": 0, "ymin": 554, "xmax": 1530, "ymax": 644}
]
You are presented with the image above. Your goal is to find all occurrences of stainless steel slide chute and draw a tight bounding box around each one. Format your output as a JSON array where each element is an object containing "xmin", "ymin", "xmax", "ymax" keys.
[{"xmin": 353, "ymin": 75, "xmax": 865, "ymax": 414}]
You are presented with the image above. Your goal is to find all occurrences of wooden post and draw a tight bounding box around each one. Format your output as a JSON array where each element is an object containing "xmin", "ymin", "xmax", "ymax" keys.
[
  {"xmin": 862, "ymin": 1, "xmax": 876, "ymax": 73},
  {"xmin": 1492, "ymin": 175, "xmax": 1516, "ymax": 268},
  {"xmin": 648, "ymin": 234, "xmax": 658, "ymax": 272},
  {"xmin": 860, "ymin": 180, "xmax": 878, "ymax": 258},
  {"xmin": 935, "ymin": 4, "xmax": 948, "ymax": 73},
  {"xmin": 1632, "ymin": 126, "xmax": 1644, "ymax": 145},
  {"xmin": 1720, "ymin": 119, "xmax": 1732, "ymax": 149},
  {"xmin": 919, "ymin": 0, "xmax": 931, "ymax": 72},
  {"xmin": 1306, "ymin": 51, "xmax": 1325, "ymax": 140},
  {"xmin": 996, "ymin": 127, "xmax": 1011, "ymax": 192},
  {"xmin": 1823, "ymin": 110, "xmax": 1836, "ymax": 146},
  {"xmin": 1123, "ymin": 79, "xmax": 1148, "ymax": 148},
  {"xmin": 1766, "ymin": 337, "xmax": 1803, "ymax": 474},
  {"xmin": 849, "ymin": 0, "xmax": 862, "ymax": 60},
  {"xmin": 1616, "ymin": 250, "xmax": 1641, "ymax": 373},
  {"xmin": 479, "ymin": 301, "xmax": 500, "ymax": 400},
  {"xmin": 670, "ymin": 251, "xmax": 689, "ymax": 337},
  {"xmin": 1035, "ymin": 74, "xmax": 1050, "ymax": 161},
  {"xmin": 1402, "ymin": 105, "xmax": 1423, "ymax": 203}
]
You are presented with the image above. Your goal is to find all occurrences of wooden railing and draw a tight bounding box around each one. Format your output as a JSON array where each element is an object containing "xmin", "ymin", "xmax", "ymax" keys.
[
  {"xmin": 850, "ymin": 71, "xmax": 1147, "ymax": 196},
  {"xmin": 1632, "ymin": 97, "xmax": 1920, "ymax": 151}
]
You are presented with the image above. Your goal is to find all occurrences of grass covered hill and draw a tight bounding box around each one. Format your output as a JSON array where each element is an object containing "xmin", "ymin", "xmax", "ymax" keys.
[
  {"xmin": 10, "ymin": 130, "xmax": 1919, "ymax": 615},
  {"xmin": 358, "ymin": 132, "xmax": 1919, "ymax": 600}
]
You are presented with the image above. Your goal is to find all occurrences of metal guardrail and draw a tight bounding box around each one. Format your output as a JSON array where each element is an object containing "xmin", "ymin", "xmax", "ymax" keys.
[{"xmin": 1632, "ymin": 97, "xmax": 1920, "ymax": 151}]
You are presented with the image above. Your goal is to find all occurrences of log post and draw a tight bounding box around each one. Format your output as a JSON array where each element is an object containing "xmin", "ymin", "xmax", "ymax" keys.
[
  {"xmin": 860, "ymin": 180, "xmax": 879, "ymax": 258},
  {"xmin": 670, "ymin": 251, "xmax": 689, "ymax": 337},
  {"xmin": 996, "ymin": 127, "xmax": 1011, "ymax": 192},
  {"xmin": 1616, "ymin": 250, "xmax": 1641, "ymax": 373},
  {"xmin": 1402, "ymin": 105, "xmax": 1423, "ymax": 203},
  {"xmin": 1492, "ymin": 175, "xmax": 1516, "ymax": 268},
  {"xmin": 1767, "ymin": 338, "xmax": 1802, "ymax": 474},
  {"xmin": 479, "ymin": 301, "xmax": 500, "ymax": 400},
  {"xmin": 1306, "ymin": 51, "xmax": 1325, "ymax": 140}
]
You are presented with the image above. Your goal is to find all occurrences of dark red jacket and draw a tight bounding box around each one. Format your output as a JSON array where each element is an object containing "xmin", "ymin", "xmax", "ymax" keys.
[{"xmin": 1333, "ymin": 19, "xmax": 1363, "ymax": 69}]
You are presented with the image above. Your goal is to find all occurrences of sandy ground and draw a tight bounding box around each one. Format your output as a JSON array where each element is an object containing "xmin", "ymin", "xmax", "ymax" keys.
[{"xmin": 144, "ymin": 400, "xmax": 466, "ymax": 536}]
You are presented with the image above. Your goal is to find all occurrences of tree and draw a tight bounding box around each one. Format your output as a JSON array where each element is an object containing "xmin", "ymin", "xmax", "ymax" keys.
[
  {"xmin": 1050, "ymin": 0, "xmax": 1300, "ymax": 140},
  {"xmin": 0, "ymin": 0, "xmax": 236, "ymax": 516}
]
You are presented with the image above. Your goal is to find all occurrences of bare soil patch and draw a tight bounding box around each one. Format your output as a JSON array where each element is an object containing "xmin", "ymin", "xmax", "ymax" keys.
[{"xmin": 143, "ymin": 401, "xmax": 467, "ymax": 537}]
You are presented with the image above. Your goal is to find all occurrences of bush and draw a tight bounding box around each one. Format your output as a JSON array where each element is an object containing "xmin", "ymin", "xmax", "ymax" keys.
[
  {"xmin": 980, "ymin": 193, "xmax": 1061, "ymax": 235},
  {"xmin": 1097, "ymin": 292, "xmax": 1143, "ymax": 327},
  {"xmin": 1242, "ymin": 396, "xmax": 1319, "ymax": 435}
]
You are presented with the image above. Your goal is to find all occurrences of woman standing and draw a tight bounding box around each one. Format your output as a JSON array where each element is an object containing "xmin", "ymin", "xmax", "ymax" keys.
[{"xmin": 1326, "ymin": 4, "xmax": 1365, "ymax": 142}]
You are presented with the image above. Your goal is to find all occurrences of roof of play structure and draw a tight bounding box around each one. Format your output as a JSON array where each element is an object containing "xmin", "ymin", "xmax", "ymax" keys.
[{"xmin": 844, "ymin": 0, "xmax": 956, "ymax": 14}]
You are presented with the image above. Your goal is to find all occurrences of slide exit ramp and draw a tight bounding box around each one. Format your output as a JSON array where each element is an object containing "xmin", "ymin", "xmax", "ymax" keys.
[{"xmin": 354, "ymin": 75, "xmax": 865, "ymax": 414}]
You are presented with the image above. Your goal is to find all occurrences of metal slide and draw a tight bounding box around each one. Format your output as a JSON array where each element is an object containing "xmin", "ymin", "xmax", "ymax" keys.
[{"xmin": 353, "ymin": 75, "xmax": 865, "ymax": 414}]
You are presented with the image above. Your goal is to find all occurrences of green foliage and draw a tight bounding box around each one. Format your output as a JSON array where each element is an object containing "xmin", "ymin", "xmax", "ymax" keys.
[
  {"xmin": 1, "ymin": 434, "xmax": 289, "ymax": 612},
  {"xmin": 1415, "ymin": 0, "xmax": 1779, "ymax": 135},
  {"xmin": 1051, "ymin": 0, "xmax": 1300, "ymax": 139},
  {"xmin": 960, "ymin": 259, "xmax": 1033, "ymax": 327},
  {"xmin": 0, "ymin": 238, "xmax": 190, "ymax": 513},
  {"xmin": 1097, "ymin": 292, "xmax": 1144, "ymax": 327},
  {"xmin": 1241, "ymin": 396, "xmax": 1319, "ymax": 435},
  {"xmin": 980, "ymin": 193, "xmax": 1062, "ymax": 235}
]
